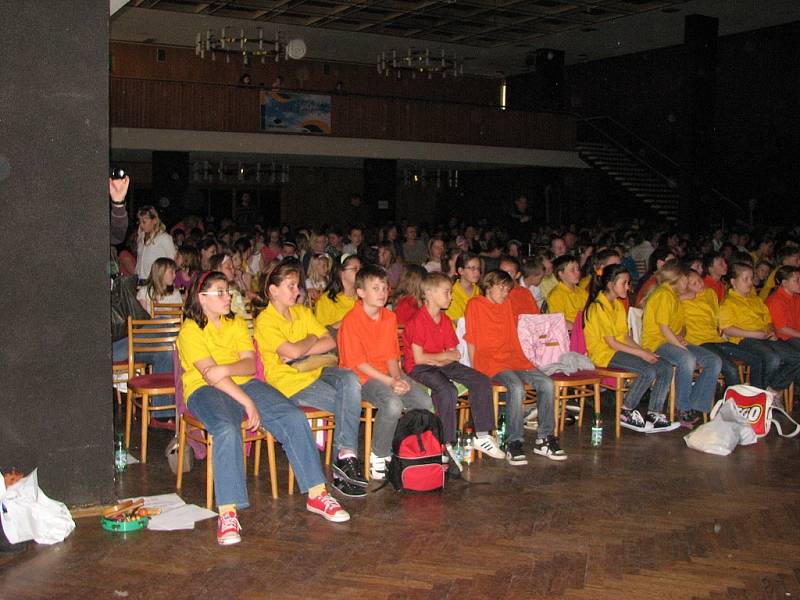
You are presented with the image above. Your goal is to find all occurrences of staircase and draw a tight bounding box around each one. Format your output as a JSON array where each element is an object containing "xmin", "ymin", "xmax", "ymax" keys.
[{"xmin": 576, "ymin": 141, "xmax": 680, "ymax": 222}]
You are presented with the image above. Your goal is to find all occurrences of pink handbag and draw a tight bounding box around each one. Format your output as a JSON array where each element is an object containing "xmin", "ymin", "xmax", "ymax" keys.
[{"xmin": 517, "ymin": 313, "xmax": 569, "ymax": 367}]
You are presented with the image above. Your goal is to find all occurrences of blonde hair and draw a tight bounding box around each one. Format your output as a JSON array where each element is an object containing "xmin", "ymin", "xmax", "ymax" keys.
[
  {"xmin": 307, "ymin": 253, "xmax": 332, "ymax": 289},
  {"xmin": 137, "ymin": 206, "xmax": 166, "ymax": 245},
  {"xmin": 641, "ymin": 259, "xmax": 687, "ymax": 307},
  {"xmin": 421, "ymin": 271, "xmax": 452, "ymax": 295},
  {"xmin": 144, "ymin": 257, "xmax": 177, "ymax": 302}
]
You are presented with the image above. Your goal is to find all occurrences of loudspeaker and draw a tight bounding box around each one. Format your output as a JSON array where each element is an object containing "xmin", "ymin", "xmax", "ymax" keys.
[
  {"xmin": 152, "ymin": 151, "xmax": 189, "ymax": 212},
  {"xmin": 506, "ymin": 48, "xmax": 565, "ymax": 112},
  {"xmin": 363, "ymin": 159, "xmax": 396, "ymax": 222}
]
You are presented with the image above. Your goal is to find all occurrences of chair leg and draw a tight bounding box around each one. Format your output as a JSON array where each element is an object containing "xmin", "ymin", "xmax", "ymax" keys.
[
  {"xmin": 176, "ymin": 418, "xmax": 186, "ymax": 491},
  {"xmin": 785, "ymin": 383, "xmax": 795, "ymax": 413},
  {"xmin": 492, "ymin": 388, "xmax": 500, "ymax": 427},
  {"xmin": 669, "ymin": 368, "xmax": 677, "ymax": 422},
  {"xmin": 206, "ymin": 436, "xmax": 214, "ymax": 510},
  {"xmin": 324, "ymin": 419, "xmax": 333, "ymax": 466},
  {"xmin": 615, "ymin": 384, "xmax": 623, "ymax": 438},
  {"xmin": 267, "ymin": 434, "xmax": 278, "ymax": 499},
  {"xmin": 124, "ymin": 392, "xmax": 134, "ymax": 449},
  {"xmin": 288, "ymin": 465, "xmax": 295, "ymax": 496},
  {"xmin": 253, "ymin": 438, "xmax": 262, "ymax": 475},
  {"xmin": 363, "ymin": 405, "xmax": 373, "ymax": 463},
  {"xmin": 140, "ymin": 394, "xmax": 150, "ymax": 464}
]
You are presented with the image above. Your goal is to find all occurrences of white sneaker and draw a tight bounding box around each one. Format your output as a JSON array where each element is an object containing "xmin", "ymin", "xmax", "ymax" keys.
[
  {"xmin": 474, "ymin": 435, "xmax": 506, "ymax": 459},
  {"xmin": 369, "ymin": 453, "xmax": 387, "ymax": 480}
]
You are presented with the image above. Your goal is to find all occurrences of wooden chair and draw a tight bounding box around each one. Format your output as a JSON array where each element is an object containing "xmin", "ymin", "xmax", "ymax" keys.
[
  {"xmin": 287, "ymin": 406, "xmax": 335, "ymax": 494},
  {"xmin": 112, "ymin": 358, "xmax": 146, "ymax": 405},
  {"xmin": 151, "ymin": 301, "xmax": 183, "ymax": 320},
  {"xmin": 491, "ymin": 383, "xmax": 537, "ymax": 427},
  {"xmin": 594, "ymin": 367, "xmax": 638, "ymax": 438},
  {"xmin": 552, "ymin": 371, "xmax": 602, "ymax": 435},
  {"xmin": 125, "ymin": 316, "xmax": 181, "ymax": 463},
  {"xmin": 361, "ymin": 400, "xmax": 375, "ymax": 475}
]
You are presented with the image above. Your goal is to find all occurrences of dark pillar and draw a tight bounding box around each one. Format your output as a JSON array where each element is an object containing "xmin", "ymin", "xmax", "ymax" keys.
[
  {"xmin": 681, "ymin": 14, "xmax": 718, "ymax": 229},
  {"xmin": 507, "ymin": 49, "xmax": 565, "ymax": 112},
  {"xmin": 363, "ymin": 159, "xmax": 396, "ymax": 225},
  {"xmin": 0, "ymin": 1, "xmax": 112, "ymax": 504}
]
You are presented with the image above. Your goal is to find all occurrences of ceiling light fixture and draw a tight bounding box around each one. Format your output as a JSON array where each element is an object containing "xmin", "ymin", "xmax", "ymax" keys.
[
  {"xmin": 195, "ymin": 27, "xmax": 306, "ymax": 65},
  {"xmin": 377, "ymin": 48, "xmax": 464, "ymax": 80}
]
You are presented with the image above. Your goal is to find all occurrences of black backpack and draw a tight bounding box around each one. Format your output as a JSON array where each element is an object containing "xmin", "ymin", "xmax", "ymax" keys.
[{"xmin": 386, "ymin": 409, "xmax": 446, "ymax": 493}]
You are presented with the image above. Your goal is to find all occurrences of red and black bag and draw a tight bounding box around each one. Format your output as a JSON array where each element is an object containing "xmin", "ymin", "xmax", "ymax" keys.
[{"xmin": 386, "ymin": 410, "xmax": 446, "ymax": 493}]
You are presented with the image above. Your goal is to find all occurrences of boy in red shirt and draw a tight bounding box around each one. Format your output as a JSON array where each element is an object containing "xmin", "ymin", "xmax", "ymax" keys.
[
  {"xmin": 339, "ymin": 264, "xmax": 434, "ymax": 480},
  {"xmin": 465, "ymin": 270, "xmax": 566, "ymax": 464},
  {"xmin": 499, "ymin": 255, "xmax": 540, "ymax": 318},
  {"xmin": 404, "ymin": 272, "xmax": 505, "ymax": 471}
]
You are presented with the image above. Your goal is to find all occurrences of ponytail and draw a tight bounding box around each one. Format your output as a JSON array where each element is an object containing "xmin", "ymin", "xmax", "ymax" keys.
[{"xmin": 583, "ymin": 264, "xmax": 629, "ymax": 324}]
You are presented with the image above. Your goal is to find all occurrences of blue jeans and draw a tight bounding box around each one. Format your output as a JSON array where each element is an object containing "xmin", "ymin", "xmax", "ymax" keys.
[
  {"xmin": 700, "ymin": 342, "xmax": 763, "ymax": 388},
  {"xmin": 112, "ymin": 336, "xmax": 174, "ymax": 418},
  {"xmin": 494, "ymin": 369, "xmax": 555, "ymax": 442},
  {"xmin": 656, "ymin": 343, "xmax": 722, "ymax": 413},
  {"xmin": 739, "ymin": 339, "xmax": 800, "ymax": 390},
  {"xmin": 289, "ymin": 367, "xmax": 362, "ymax": 457},
  {"xmin": 361, "ymin": 374, "xmax": 434, "ymax": 458},
  {"xmin": 188, "ymin": 379, "xmax": 326, "ymax": 508},
  {"xmin": 608, "ymin": 351, "xmax": 672, "ymax": 413}
]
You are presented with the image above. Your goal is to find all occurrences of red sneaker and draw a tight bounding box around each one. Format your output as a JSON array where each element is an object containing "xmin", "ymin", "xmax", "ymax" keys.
[
  {"xmin": 306, "ymin": 491, "xmax": 350, "ymax": 523},
  {"xmin": 217, "ymin": 510, "xmax": 241, "ymax": 545}
]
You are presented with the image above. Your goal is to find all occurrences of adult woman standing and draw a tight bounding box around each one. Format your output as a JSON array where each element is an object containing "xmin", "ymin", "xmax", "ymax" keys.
[{"xmin": 136, "ymin": 205, "xmax": 176, "ymax": 283}]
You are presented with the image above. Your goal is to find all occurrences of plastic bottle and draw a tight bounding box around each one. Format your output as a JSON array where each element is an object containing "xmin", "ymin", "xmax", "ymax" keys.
[
  {"xmin": 463, "ymin": 427, "xmax": 475, "ymax": 465},
  {"xmin": 115, "ymin": 432, "xmax": 127, "ymax": 472},
  {"xmin": 591, "ymin": 413, "xmax": 603, "ymax": 447},
  {"xmin": 454, "ymin": 430, "xmax": 464, "ymax": 463}
]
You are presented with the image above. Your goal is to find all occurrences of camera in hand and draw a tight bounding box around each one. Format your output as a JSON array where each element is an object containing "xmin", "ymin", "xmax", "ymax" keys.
[{"xmin": 110, "ymin": 167, "xmax": 127, "ymax": 180}]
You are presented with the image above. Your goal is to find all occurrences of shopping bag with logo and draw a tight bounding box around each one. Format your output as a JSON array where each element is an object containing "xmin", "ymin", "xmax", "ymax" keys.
[
  {"xmin": 518, "ymin": 313, "xmax": 569, "ymax": 367},
  {"xmin": 710, "ymin": 385, "xmax": 799, "ymax": 438}
]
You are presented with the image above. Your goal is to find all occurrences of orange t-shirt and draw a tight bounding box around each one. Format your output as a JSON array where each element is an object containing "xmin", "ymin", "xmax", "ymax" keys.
[
  {"xmin": 765, "ymin": 286, "xmax": 800, "ymax": 341},
  {"xmin": 635, "ymin": 274, "xmax": 656, "ymax": 307},
  {"xmin": 464, "ymin": 295, "xmax": 533, "ymax": 378},
  {"xmin": 703, "ymin": 275, "xmax": 726, "ymax": 303},
  {"xmin": 338, "ymin": 301, "xmax": 400, "ymax": 384},
  {"xmin": 507, "ymin": 286, "xmax": 540, "ymax": 319}
]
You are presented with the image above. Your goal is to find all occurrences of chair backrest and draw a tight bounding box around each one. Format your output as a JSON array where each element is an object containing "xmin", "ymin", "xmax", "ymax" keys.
[
  {"xmin": 569, "ymin": 310, "xmax": 587, "ymax": 355},
  {"xmin": 241, "ymin": 312, "xmax": 255, "ymax": 338},
  {"xmin": 172, "ymin": 344, "xmax": 186, "ymax": 417},
  {"xmin": 455, "ymin": 317, "xmax": 471, "ymax": 368},
  {"xmin": 517, "ymin": 313, "xmax": 569, "ymax": 367},
  {"xmin": 127, "ymin": 316, "xmax": 182, "ymax": 377},
  {"xmin": 627, "ymin": 307, "xmax": 644, "ymax": 345},
  {"xmin": 152, "ymin": 302, "xmax": 184, "ymax": 320}
]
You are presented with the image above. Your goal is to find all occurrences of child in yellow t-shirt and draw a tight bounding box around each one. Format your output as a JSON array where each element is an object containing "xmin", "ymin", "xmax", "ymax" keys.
[
  {"xmin": 255, "ymin": 260, "xmax": 367, "ymax": 497},
  {"xmin": 642, "ymin": 260, "xmax": 721, "ymax": 428},
  {"xmin": 546, "ymin": 255, "xmax": 588, "ymax": 330},
  {"xmin": 315, "ymin": 254, "xmax": 361, "ymax": 328},
  {"xmin": 584, "ymin": 264, "xmax": 676, "ymax": 432}
]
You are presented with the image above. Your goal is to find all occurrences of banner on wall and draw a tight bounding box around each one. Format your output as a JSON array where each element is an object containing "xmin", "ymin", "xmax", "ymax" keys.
[{"xmin": 259, "ymin": 90, "xmax": 331, "ymax": 134}]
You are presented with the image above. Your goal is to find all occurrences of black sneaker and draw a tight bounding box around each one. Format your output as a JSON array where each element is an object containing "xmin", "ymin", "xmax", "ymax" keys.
[
  {"xmin": 620, "ymin": 408, "xmax": 649, "ymax": 433},
  {"xmin": 646, "ymin": 412, "xmax": 680, "ymax": 433},
  {"xmin": 532, "ymin": 435, "xmax": 568, "ymax": 461},
  {"xmin": 331, "ymin": 477, "xmax": 367, "ymax": 498},
  {"xmin": 333, "ymin": 455, "xmax": 368, "ymax": 488},
  {"xmin": 505, "ymin": 440, "xmax": 528, "ymax": 466},
  {"xmin": 679, "ymin": 410, "xmax": 702, "ymax": 430}
]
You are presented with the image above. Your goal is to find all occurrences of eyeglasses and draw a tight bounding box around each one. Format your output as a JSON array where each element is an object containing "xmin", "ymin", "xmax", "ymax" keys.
[
  {"xmin": 200, "ymin": 289, "xmax": 233, "ymax": 297},
  {"xmin": 342, "ymin": 267, "xmax": 360, "ymax": 272}
]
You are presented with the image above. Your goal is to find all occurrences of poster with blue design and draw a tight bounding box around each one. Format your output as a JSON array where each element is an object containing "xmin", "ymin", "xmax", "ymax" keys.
[{"xmin": 260, "ymin": 91, "xmax": 331, "ymax": 134}]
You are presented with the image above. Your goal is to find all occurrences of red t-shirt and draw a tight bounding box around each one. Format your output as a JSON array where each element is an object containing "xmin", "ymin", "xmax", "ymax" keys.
[
  {"xmin": 464, "ymin": 295, "xmax": 533, "ymax": 378},
  {"xmin": 765, "ymin": 286, "xmax": 800, "ymax": 341},
  {"xmin": 339, "ymin": 302, "xmax": 400, "ymax": 384},
  {"xmin": 394, "ymin": 295, "xmax": 421, "ymax": 326},
  {"xmin": 507, "ymin": 286, "xmax": 540, "ymax": 318},
  {"xmin": 402, "ymin": 306, "xmax": 458, "ymax": 373},
  {"xmin": 704, "ymin": 275, "xmax": 726, "ymax": 303},
  {"xmin": 635, "ymin": 274, "xmax": 656, "ymax": 307}
]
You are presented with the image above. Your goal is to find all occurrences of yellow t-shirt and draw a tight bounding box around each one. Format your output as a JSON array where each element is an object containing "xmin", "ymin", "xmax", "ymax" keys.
[
  {"xmin": 682, "ymin": 288, "xmax": 724, "ymax": 345},
  {"xmin": 578, "ymin": 275, "xmax": 592, "ymax": 291},
  {"xmin": 758, "ymin": 269, "xmax": 777, "ymax": 301},
  {"xmin": 446, "ymin": 281, "xmax": 479, "ymax": 323},
  {"xmin": 584, "ymin": 293, "xmax": 628, "ymax": 368},
  {"xmin": 539, "ymin": 274, "xmax": 558, "ymax": 302},
  {"xmin": 254, "ymin": 303, "xmax": 329, "ymax": 398},
  {"xmin": 719, "ymin": 289, "xmax": 772, "ymax": 344},
  {"xmin": 314, "ymin": 292, "xmax": 356, "ymax": 327},
  {"xmin": 547, "ymin": 281, "xmax": 589, "ymax": 323},
  {"xmin": 177, "ymin": 316, "xmax": 254, "ymax": 402},
  {"xmin": 642, "ymin": 283, "xmax": 685, "ymax": 352}
]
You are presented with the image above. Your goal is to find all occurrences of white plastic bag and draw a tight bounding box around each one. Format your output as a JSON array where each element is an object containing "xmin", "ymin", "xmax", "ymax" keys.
[
  {"xmin": 0, "ymin": 469, "xmax": 76, "ymax": 544},
  {"xmin": 684, "ymin": 398, "xmax": 757, "ymax": 456}
]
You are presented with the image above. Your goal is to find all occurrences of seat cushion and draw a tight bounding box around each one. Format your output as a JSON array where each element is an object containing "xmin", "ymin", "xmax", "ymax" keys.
[
  {"xmin": 129, "ymin": 372, "xmax": 174, "ymax": 390},
  {"xmin": 551, "ymin": 370, "xmax": 601, "ymax": 383}
]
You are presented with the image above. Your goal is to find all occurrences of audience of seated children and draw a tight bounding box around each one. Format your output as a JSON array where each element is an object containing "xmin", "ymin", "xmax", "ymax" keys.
[
  {"xmin": 177, "ymin": 271, "xmax": 350, "ymax": 545},
  {"xmin": 338, "ymin": 264, "xmax": 435, "ymax": 480},
  {"xmin": 641, "ymin": 260, "xmax": 722, "ymax": 429},
  {"xmin": 404, "ymin": 272, "xmax": 505, "ymax": 474},
  {"xmin": 499, "ymin": 255, "xmax": 540, "ymax": 318},
  {"xmin": 254, "ymin": 260, "xmax": 367, "ymax": 498},
  {"xmin": 464, "ymin": 269, "xmax": 566, "ymax": 464},
  {"xmin": 583, "ymin": 264, "xmax": 678, "ymax": 432},
  {"xmin": 765, "ymin": 265, "xmax": 800, "ymax": 351},
  {"xmin": 759, "ymin": 245, "xmax": 800, "ymax": 300}
]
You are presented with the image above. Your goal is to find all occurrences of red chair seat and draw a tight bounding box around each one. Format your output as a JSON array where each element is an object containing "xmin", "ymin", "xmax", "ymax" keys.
[
  {"xmin": 129, "ymin": 372, "xmax": 174, "ymax": 389},
  {"xmin": 551, "ymin": 370, "xmax": 601, "ymax": 383}
]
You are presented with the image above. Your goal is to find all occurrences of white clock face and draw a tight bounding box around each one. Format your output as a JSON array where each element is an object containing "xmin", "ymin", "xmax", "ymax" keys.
[{"xmin": 286, "ymin": 38, "xmax": 306, "ymax": 60}]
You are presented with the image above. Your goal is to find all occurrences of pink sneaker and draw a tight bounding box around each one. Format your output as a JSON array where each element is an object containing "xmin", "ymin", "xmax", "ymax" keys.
[
  {"xmin": 217, "ymin": 510, "xmax": 241, "ymax": 545},
  {"xmin": 306, "ymin": 491, "xmax": 350, "ymax": 522}
]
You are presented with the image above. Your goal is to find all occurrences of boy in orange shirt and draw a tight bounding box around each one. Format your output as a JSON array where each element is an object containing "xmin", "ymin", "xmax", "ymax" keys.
[
  {"xmin": 339, "ymin": 264, "xmax": 434, "ymax": 480},
  {"xmin": 404, "ymin": 272, "xmax": 505, "ymax": 473},
  {"xmin": 499, "ymin": 255, "xmax": 540, "ymax": 318},
  {"xmin": 465, "ymin": 270, "xmax": 566, "ymax": 465}
]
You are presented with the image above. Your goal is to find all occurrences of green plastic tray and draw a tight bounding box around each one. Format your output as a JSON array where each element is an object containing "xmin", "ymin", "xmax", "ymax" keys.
[{"xmin": 100, "ymin": 516, "xmax": 149, "ymax": 533}]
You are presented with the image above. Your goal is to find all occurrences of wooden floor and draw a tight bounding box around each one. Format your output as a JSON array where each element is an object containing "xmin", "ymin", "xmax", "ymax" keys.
[{"xmin": 2, "ymin": 401, "xmax": 800, "ymax": 600}]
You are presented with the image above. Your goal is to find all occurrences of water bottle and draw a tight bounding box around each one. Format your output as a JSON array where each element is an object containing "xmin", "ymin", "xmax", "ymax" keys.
[
  {"xmin": 115, "ymin": 432, "xmax": 127, "ymax": 472},
  {"xmin": 496, "ymin": 411, "xmax": 507, "ymax": 450},
  {"xmin": 591, "ymin": 414, "xmax": 603, "ymax": 447},
  {"xmin": 454, "ymin": 430, "xmax": 464, "ymax": 463},
  {"xmin": 463, "ymin": 427, "xmax": 475, "ymax": 465}
]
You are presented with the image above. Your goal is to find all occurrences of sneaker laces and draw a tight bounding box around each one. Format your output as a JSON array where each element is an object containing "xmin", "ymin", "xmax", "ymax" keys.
[
  {"xmin": 319, "ymin": 493, "xmax": 342, "ymax": 512},
  {"xmin": 546, "ymin": 436, "xmax": 562, "ymax": 452},
  {"xmin": 219, "ymin": 512, "xmax": 240, "ymax": 531}
]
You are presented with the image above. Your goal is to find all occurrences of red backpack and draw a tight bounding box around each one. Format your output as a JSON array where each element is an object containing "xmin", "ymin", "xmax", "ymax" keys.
[{"xmin": 386, "ymin": 410, "xmax": 446, "ymax": 493}]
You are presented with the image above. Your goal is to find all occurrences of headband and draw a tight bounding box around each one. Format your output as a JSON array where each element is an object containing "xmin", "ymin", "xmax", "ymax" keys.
[{"xmin": 196, "ymin": 271, "xmax": 213, "ymax": 296}]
